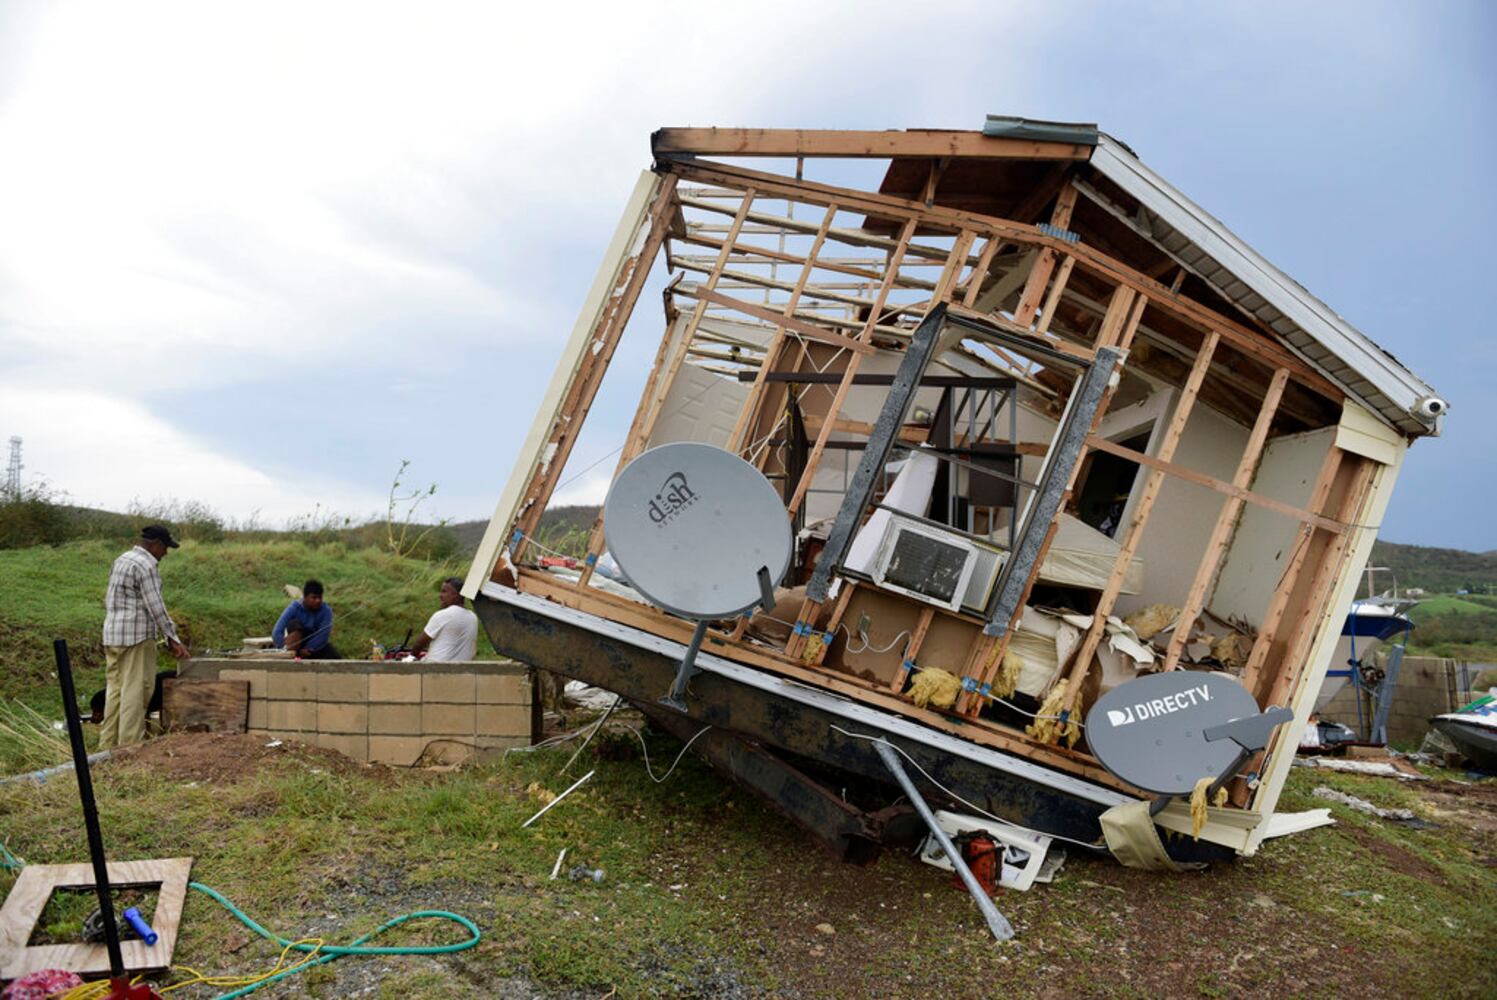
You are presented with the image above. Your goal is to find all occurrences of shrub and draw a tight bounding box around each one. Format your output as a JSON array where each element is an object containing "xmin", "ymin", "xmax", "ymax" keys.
[{"xmin": 0, "ymin": 484, "xmax": 71, "ymax": 549}]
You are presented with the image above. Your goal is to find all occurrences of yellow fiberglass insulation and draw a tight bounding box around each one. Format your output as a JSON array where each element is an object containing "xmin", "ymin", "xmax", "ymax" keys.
[
  {"xmin": 1189, "ymin": 775, "xmax": 1229, "ymax": 839},
  {"xmin": 1123, "ymin": 604, "xmax": 1180, "ymax": 643},
  {"xmin": 980, "ymin": 641, "xmax": 1024, "ymax": 700},
  {"xmin": 1026, "ymin": 678, "xmax": 1083, "ymax": 747},
  {"xmin": 908, "ymin": 667, "xmax": 961, "ymax": 710}
]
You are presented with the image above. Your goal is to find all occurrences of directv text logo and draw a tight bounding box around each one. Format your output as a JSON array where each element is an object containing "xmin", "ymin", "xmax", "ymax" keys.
[
  {"xmin": 1106, "ymin": 683, "xmax": 1212, "ymax": 727},
  {"xmin": 646, "ymin": 471, "xmax": 698, "ymax": 526}
]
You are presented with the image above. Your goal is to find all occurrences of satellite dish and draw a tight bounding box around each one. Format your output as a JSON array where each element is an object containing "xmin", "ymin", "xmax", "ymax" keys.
[
  {"xmin": 1085, "ymin": 671, "xmax": 1288, "ymax": 797},
  {"xmin": 604, "ymin": 443, "xmax": 792, "ymax": 620},
  {"xmin": 603, "ymin": 443, "xmax": 792, "ymax": 709}
]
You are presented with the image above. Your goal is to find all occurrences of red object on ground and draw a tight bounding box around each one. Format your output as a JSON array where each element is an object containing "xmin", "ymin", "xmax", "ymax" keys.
[
  {"xmin": 2, "ymin": 969, "xmax": 83, "ymax": 999},
  {"xmin": 951, "ymin": 833, "xmax": 1002, "ymax": 896},
  {"xmin": 103, "ymin": 976, "xmax": 164, "ymax": 999}
]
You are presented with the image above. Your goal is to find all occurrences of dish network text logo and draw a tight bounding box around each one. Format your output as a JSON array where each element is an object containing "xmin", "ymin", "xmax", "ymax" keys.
[{"xmin": 647, "ymin": 471, "xmax": 698, "ymax": 526}]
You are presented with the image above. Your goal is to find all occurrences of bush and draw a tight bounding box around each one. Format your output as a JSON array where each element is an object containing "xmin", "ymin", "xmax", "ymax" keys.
[{"xmin": 0, "ymin": 485, "xmax": 71, "ymax": 549}]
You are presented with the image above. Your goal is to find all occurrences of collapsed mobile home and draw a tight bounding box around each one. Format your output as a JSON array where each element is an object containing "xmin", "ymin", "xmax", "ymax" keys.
[{"xmin": 462, "ymin": 120, "xmax": 1445, "ymax": 866}]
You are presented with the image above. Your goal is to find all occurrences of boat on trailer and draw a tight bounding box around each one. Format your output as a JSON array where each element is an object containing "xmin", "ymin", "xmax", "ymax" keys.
[{"xmin": 463, "ymin": 120, "xmax": 1445, "ymax": 868}]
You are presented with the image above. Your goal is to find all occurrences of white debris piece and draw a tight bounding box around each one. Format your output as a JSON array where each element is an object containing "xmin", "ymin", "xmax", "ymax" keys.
[{"xmin": 1312, "ymin": 785, "xmax": 1416, "ymax": 821}]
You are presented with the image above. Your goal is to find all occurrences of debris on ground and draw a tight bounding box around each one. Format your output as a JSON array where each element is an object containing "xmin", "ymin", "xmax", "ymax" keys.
[
  {"xmin": 1312, "ymin": 786, "xmax": 1416, "ymax": 821},
  {"xmin": 1294, "ymin": 756, "xmax": 1429, "ymax": 780}
]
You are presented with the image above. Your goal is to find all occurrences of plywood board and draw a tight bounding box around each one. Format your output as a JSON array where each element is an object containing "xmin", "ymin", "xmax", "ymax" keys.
[
  {"xmin": 0, "ymin": 857, "xmax": 192, "ymax": 979},
  {"xmin": 162, "ymin": 679, "xmax": 249, "ymax": 733}
]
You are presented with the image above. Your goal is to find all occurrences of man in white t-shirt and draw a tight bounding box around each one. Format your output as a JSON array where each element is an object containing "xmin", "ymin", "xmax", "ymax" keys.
[{"xmin": 410, "ymin": 577, "xmax": 480, "ymax": 662}]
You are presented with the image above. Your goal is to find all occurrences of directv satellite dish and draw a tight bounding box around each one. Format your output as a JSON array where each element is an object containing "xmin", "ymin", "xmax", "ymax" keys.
[
  {"xmin": 1086, "ymin": 671, "xmax": 1293, "ymax": 800},
  {"xmin": 604, "ymin": 443, "xmax": 792, "ymax": 709}
]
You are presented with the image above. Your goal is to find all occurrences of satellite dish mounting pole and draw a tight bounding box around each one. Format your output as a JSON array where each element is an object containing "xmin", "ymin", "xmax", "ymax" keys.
[
  {"xmin": 661, "ymin": 565, "xmax": 775, "ymax": 712},
  {"xmin": 661, "ymin": 620, "xmax": 711, "ymax": 712}
]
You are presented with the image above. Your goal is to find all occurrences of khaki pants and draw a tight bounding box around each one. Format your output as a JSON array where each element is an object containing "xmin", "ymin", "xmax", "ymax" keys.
[{"xmin": 100, "ymin": 640, "xmax": 156, "ymax": 749}]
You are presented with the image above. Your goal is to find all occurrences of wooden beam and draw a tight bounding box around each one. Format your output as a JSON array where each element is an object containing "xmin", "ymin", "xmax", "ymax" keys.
[
  {"xmin": 508, "ymin": 175, "xmax": 680, "ymax": 566},
  {"xmin": 1162, "ymin": 367, "xmax": 1291, "ymax": 671},
  {"xmin": 683, "ymin": 286, "xmax": 875, "ymax": 357},
  {"xmin": 785, "ymin": 216, "xmax": 921, "ymax": 519},
  {"xmin": 1013, "ymin": 185, "xmax": 1079, "ymax": 325},
  {"xmin": 1082, "ymin": 435, "xmax": 1348, "ymax": 534},
  {"xmin": 653, "ymin": 127, "xmax": 1094, "ymax": 161},
  {"xmin": 1238, "ymin": 445, "xmax": 1346, "ymax": 696},
  {"xmin": 728, "ymin": 203, "xmax": 839, "ymax": 451}
]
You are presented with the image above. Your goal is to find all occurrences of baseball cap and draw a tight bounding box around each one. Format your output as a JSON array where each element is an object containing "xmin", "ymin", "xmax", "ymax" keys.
[{"xmin": 141, "ymin": 525, "xmax": 180, "ymax": 548}]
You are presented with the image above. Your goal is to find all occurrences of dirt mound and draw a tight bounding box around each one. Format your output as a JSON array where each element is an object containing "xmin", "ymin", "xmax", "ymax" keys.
[{"xmin": 105, "ymin": 732, "xmax": 387, "ymax": 785}]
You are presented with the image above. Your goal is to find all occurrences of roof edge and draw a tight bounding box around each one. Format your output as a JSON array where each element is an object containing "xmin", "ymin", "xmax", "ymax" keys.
[{"xmin": 1090, "ymin": 134, "xmax": 1444, "ymax": 436}]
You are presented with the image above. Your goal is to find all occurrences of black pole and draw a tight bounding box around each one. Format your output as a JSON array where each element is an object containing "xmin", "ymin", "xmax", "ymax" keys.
[{"xmin": 54, "ymin": 638, "xmax": 126, "ymax": 979}]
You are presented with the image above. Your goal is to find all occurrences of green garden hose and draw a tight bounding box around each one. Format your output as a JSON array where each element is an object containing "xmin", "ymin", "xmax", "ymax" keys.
[{"xmin": 184, "ymin": 882, "xmax": 481, "ymax": 999}]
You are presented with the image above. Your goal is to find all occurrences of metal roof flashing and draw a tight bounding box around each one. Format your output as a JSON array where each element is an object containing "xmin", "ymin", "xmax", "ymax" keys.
[{"xmin": 1087, "ymin": 133, "xmax": 1444, "ymax": 438}]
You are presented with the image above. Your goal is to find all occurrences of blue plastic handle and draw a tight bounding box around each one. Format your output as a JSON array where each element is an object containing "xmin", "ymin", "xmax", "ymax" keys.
[{"xmin": 123, "ymin": 906, "xmax": 158, "ymax": 946}]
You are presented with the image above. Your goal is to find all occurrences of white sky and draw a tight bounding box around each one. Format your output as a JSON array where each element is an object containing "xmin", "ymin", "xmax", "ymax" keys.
[{"xmin": 1, "ymin": 1, "xmax": 1492, "ymax": 546}]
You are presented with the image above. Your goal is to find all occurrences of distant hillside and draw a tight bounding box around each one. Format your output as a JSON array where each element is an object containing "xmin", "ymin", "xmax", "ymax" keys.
[
  {"xmin": 449, "ymin": 506, "xmax": 599, "ymax": 558},
  {"xmin": 1368, "ymin": 540, "xmax": 1497, "ymax": 594}
]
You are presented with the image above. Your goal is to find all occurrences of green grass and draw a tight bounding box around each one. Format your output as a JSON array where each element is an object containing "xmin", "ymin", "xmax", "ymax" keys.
[
  {"xmin": 1410, "ymin": 595, "xmax": 1496, "ymax": 617},
  {"xmin": 6, "ymin": 741, "xmax": 1491, "ymax": 998}
]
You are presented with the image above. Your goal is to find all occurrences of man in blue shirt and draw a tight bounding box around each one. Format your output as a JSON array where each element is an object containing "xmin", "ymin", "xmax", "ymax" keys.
[{"xmin": 272, "ymin": 579, "xmax": 340, "ymax": 659}]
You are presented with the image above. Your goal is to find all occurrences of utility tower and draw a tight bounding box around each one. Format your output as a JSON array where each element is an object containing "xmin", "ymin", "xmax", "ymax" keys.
[{"xmin": 5, "ymin": 436, "xmax": 21, "ymax": 498}]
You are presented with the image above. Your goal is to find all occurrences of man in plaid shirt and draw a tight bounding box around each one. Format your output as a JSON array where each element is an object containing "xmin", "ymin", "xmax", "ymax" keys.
[{"xmin": 101, "ymin": 525, "xmax": 191, "ymax": 747}]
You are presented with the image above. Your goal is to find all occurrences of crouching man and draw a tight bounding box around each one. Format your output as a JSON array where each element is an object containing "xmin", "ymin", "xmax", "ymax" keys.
[{"xmin": 410, "ymin": 577, "xmax": 479, "ymax": 662}]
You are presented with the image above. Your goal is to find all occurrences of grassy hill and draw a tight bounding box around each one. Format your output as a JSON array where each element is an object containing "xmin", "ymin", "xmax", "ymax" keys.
[{"xmin": 1368, "ymin": 539, "xmax": 1497, "ymax": 594}]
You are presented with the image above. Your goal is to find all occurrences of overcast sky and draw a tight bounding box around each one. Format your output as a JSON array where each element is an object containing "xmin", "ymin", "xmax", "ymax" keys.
[{"xmin": 1, "ymin": 0, "xmax": 1492, "ymax": 549}]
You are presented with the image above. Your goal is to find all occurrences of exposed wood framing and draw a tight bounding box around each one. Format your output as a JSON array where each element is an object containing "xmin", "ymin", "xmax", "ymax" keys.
[
  {"xmin": 668, "ymin": 158, "xmax": 1342, "ymax": 399},
  {"xmin": 955, "ymin": 288, "xmax": 1141, "ymax": 714},
  {"xmin": 784, "ymin": 215, "xmax": 922, "ymax": 520},
  {"xmin": 1161, "ymin": 367, "xmax": 1292, "ymax": 671},
  {"xmin": 1056, "ymin": 331, "xmax": 1224, "ymax": 716},
  {"xmin": 728, "ymin": 204, "xmax": 840, "ymax": 451},
  {"xmin": 1083, "ymin": 436, "xmax": 1348, "ymax": 534}
]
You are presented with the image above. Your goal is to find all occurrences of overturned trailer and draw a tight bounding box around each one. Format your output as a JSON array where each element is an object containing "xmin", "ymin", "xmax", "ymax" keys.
[{"xmin": 462, "ymin": 120, "xmax": 1445, "ymax": 867}]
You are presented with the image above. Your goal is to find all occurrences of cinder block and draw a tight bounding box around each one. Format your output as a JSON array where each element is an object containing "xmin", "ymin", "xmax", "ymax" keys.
[
  {"xmin": 317, "ymin": 702, "xmax": 368, "ymax": 734},
  {"xmin": 368, "ymin": 735, "xmax": 429, "ymax": 767},
  {"xmin": 423, "ymin": 672, "xmax": 477, "ymax": 703},
  {"xmin": 220, "ymin": 669, "xmax": 268, "ymax": 699},
  {"xmin": 267, "ymin": 701, "xmax": 317, "ymax": 731},
  {"xmin": 266, "ymin": 671, "xmax": 316, "ymax": 700},
  {"xmin": 476, "ymin": 673, "xmax": 527, "ymax": 705},
  {"xmin": 317, "ymin": 732, "xmax": 368, "ymax": 760},
  {"xmin": 476, "ymin": 706, "xmax": 532, "ymax": 738},
  {"xmin": 247, "ymin": 699, "xmax": 267, "ymax": 730},
  {"xmin": 369, "ymin": 672, "xmax": 421, "ymax": 703},
  {"xmin": 318, "ymin": 672, "xmax": 368, "ymax": 702},
  {"xmin": 422, "ymin": 703, "xmax": 476, "ymax": 736},
  {"xmin": 369, "ymin": 703, "xmax": 422, "ymax": 735}
]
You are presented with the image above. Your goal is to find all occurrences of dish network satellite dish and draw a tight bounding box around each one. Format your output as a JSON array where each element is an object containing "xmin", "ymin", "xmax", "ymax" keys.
[
  {"xmin": 604, "ymin": 442, "xmax": 792, "ymax": 710},
  {"xmin": 1085, "ymin": 671, "xmax": 1295, "ymax": 808}
]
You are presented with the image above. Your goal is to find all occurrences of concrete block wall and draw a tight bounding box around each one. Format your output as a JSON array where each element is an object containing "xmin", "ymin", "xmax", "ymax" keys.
[
  {"xmin": 1318, "ymin": 655, "xmax": 1496, "ymax": 745},
  {"xmin": 181, "ymin": 659, "xmax": 536, "ymax": 766}
]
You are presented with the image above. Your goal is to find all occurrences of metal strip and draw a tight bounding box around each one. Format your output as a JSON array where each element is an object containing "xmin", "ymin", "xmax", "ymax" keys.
[
  {"xmin": 983, "ymin": 346, "xmax": 1122, "ymax": 636},
  {"xmin": 806, "ymin": 304, "xmax": 949, "ymax": 604}
]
